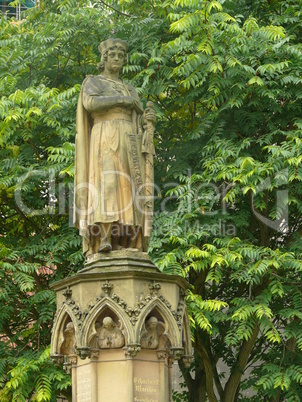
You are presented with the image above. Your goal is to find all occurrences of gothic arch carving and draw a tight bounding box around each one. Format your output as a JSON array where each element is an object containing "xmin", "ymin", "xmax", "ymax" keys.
[
  {"xmin": 135, "ymin": 298, "xmax": 182, "ymax": 348},
  {"xmin": 79, "ymin": 297, "xmax": 134, "ymax": 348},
  {"xmin": 50, "ymin": 304, "xmax": 79, "ymax": 356}
]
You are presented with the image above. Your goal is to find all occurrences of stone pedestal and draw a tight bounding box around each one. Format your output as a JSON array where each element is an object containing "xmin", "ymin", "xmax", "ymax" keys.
[{"xmin": 51, "ymin": 251, "xmax": 192, "ymax": 402}]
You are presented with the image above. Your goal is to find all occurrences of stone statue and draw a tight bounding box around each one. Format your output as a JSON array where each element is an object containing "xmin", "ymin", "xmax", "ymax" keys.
[
  {"xmin": 140, "ymin": 317, "xmax": 170, "ymax": 349},
  {"xmin": 96, "ymin": 317, "xmax": 125, "ymax": 349},
  {"xmin": 73, "ymin": 38, "xmax": 156, "ymax": 256},
  {"xmin": 60, "ymin": 322, "xmax": 76, "ymax": 355}
]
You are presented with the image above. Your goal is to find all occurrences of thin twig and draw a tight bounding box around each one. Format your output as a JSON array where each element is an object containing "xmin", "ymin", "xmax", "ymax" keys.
[
  {"xmin": 51, "ymin": 53, "xmax": 72, "ymax": 87},
  {"xmin": 99, "ymin": 0, "xmax": 132, "ymax": 17}
]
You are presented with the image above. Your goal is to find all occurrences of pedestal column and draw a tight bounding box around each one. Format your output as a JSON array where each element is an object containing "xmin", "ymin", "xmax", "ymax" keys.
[{"xmin": 51, "ymin": 251, "xmax": 193, "ymax": 401}]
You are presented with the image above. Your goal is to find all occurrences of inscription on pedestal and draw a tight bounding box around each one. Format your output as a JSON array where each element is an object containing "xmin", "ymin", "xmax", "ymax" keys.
[
  {"xmin": 134, "ymin": 376, "xmax": 159, "ymax": 402},
  {"xmin": 77, "ymin": 364, "xmax": 92, "ymax": 401}
]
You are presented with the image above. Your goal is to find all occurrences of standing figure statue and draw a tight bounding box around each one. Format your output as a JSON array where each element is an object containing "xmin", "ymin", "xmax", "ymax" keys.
[{"xmin": 74, "ymin": 38, "xmax": 156, "ymax": 256}]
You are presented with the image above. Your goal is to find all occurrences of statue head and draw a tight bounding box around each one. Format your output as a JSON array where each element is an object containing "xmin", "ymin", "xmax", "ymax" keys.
[
  {"xmin": 147, "ymin": 316, "xmax": 158, "ymax": 329},
  {"xmin": 103, "ymin": 317, "xmax": 115, "ymax": 329},
  {"xmin": 64, "ymin": 321, "xmax": 75, "ymax": 336},
  {"xmin": 98, "ymin": 38, "xmax": 128, "ymax": 73}
]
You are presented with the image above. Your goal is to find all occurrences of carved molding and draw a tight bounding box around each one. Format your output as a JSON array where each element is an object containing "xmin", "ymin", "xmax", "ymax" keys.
[
  {"xmin": 158, "ymin": 295, "xmax": 172, "ymax": 310},
  {"xmin": 76, "ymin": 346, "xmax": 91, "ymax": 360},
  {"xmin": 124, "ymin": 344, "xmax": 141, "ymax": 358},
  {"xmin": 88, "ymin": 295, "xmax": 104, "ymax": 311},
  {"xmin": 50, "ymin": 353, "xmax": 64, "ymax": 366},
  {"xmin": 170, "ymin": 347, "xmax": 184, "ymax": 360},
  {"xmin": 64, "ymin": 297, "xmax": 84, "ymax": 330},
  {"xmin": 62, "ymin": 286, "xmax": 72, "ymax": 299},
  {"xmin": 90, "ymin": 349, "xmax": 100, "ymax": 360},
  {"xmin": 102, "ymin": 280, "xmax": 113, "ymax": 296},
  {"xmin": 63, "ymin": 355, "xmax": 77, "ymax": 374},
  {"xmin": 156, "ymin": 349, "xmax": 169, "ymax": 360},
  {"xmin": 171, "ymin": 288, "xmax": 188, "ymax": 330},
  {"xmin": 79, "ymin": 280, "xmax": 172, "ymax": 327},
  {"xmin": 59, "ymin": 280, "xmax": 186, "ymax": 333},
  {"xmin": 149, "ymin": 281, "xmax": 161, "ymax": 296},
  {"xmin": 111, "ymin": 293, "xmax": 127, "ymax": 309}
]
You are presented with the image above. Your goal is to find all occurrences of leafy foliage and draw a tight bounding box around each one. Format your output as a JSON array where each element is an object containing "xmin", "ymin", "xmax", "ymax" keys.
[
  {"xmin": 0, "ymin": 1, "xmax": 107, "ymax": 399},
  {"xmin": 1, "ymin": 0, "xmax": 302, "ymax": 401},
  {"xmin": 147, "ymin": 0, "xmax": 302, "ymax": 401}
]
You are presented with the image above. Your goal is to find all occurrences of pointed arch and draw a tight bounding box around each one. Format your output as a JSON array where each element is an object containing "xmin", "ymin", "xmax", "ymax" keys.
[
  {"xmin": 80, "ymin": 297, "xmax": 134, "ymax": 347},
  {"xmin": 135, "ymin": 298, "xmax": 182, "ymax": 348},
  {"xmin": 50, "ymin": 303, "xmax": 79, "ymax": 355}
]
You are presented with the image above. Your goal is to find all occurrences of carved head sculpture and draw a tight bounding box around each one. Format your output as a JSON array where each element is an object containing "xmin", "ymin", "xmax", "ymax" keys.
[
  {"xmin": 103, "ymin": 316, "xmax": 115, "ymax": 330},
  {"xmin": 65, "ymin": 321, "xmax": 75, "ymax": 333},
  {"xmin": 97, "ymin": 38, "xmax": 128, "ymax": 73},
  {"xmin": 147, "ymin": 316, "xmax": 158, "ymax": 330}
]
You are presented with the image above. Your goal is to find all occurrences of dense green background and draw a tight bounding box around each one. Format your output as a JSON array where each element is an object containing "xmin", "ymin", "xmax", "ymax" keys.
[{"xmin": 0, "ymin": 0, "xmax": 302, "ymax": 400}]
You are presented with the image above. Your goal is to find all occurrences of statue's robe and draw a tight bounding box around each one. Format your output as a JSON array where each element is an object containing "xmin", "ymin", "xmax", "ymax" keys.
[{"xmin": 73, "ymin": 75, "xmax": 145, "ymax": 254}]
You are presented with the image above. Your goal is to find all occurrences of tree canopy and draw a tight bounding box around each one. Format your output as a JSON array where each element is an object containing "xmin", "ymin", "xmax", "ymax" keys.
[{"xmin": 0, "ymin": 0, "xmax": 302, "ymax": 401}]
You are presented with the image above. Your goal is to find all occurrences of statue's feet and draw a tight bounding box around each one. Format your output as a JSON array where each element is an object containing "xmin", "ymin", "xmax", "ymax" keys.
[
  {"xmin": 98, "ymin": 242, "xmax": 112, "ymax": 253},
  {"xmin": 112, "ymin": 244, "xmax": 124, "ymax": 251}
]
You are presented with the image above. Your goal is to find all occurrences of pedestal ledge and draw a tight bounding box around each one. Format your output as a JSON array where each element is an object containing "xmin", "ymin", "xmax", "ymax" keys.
[
  {"xmin": 82, "ymin": 249, "xmax": 160, "ymax": 274},
  {"xmin": 51, "ymin": 251, "xmax": 189, "ymax": 293}
]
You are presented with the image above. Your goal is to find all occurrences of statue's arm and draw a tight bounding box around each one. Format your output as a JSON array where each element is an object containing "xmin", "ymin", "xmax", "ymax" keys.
[{"xmin": 82, "ymin": 77, "xmax": 134, "ymax": 113}]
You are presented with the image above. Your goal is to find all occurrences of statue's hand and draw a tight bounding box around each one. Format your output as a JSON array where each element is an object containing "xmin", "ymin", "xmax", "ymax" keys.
[
  {"xmin": 120, "ymin": 96, "xmax": 134, "ymax": 108},
  {"xmin": 119, "ymin": 96, "xmax": 143, "ymax": 113}
]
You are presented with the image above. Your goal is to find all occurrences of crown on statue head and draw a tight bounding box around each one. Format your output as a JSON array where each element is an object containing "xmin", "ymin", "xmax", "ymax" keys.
[{"xmin": 98, "ymin": 38, "xmax": 128, "ymax": 55}]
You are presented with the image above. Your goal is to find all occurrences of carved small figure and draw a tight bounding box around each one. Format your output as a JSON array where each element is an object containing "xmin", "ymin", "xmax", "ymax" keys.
[
  {"xmin": 140, "ymin": 317, "xmax": 170, "ymax": 350},
  {"xmin": 60, "ymin": 322, "xmax": 76, "ymax": 355},
  {"xmin": 97, "ymin": 317, "xmax": 125, "ymax": 349}
]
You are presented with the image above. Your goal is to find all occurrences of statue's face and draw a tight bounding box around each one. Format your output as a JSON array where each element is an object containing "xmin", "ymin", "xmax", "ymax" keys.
[
  {"xmin": 103, "ymin": 318, "xmax": 114, "ymax": 329},
  {"xmin": 104, "ymin": 48, "xmax": 125, "ymax": 73},
  {"xmin": 148, "ymin": 318, "xmax": 158, "ymax": 329}
]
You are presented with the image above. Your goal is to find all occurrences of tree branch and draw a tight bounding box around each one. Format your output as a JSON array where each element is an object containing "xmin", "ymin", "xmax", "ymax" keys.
[
  {"xmin": 223, "ymin": 322, "xmax": 260, "ymax": 402},
  {"xmin": 27, "ymin": 138, "xmax": 41, "ymax": 163},
  {"xmin": 213, "ymin": 360, "xmax": 224, "ymax": 400},
  {"xmin": 195, "ymin": 330, "xmax": 218, "ymax": 402},
  {"xmin": 51, "ymin": 53, "xmax": 72, "ymax": 87},
  {"xmin": 178, "ymin": 357, "xmax": 195, "ymax": 390},
  {"xmin": 99, "ymin": 0, "xmax": 132, "ymax": 17}
]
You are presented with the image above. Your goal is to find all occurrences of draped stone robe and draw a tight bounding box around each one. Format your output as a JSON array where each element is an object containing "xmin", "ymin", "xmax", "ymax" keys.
[{"xmin": 73, "ymin": 75, "xmax": 145, "ymax": 254}]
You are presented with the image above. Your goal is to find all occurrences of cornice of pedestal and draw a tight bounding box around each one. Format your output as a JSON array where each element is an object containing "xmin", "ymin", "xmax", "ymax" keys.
[
  {"xmin": 83, "ymin": 249, "xmax": 158, "ymax": 272},
  {"xmin": 50, "ymin": 250, "xmax": 190, "ymax": 292}
]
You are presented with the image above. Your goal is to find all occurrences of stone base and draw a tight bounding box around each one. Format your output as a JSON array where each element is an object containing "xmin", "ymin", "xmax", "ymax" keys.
[
  {"xmin": 51, "ymin": 252, "xmax": 192, "ymax": 402},
  {"xmin": 72, "ymin": 349, "xmax": 171, "ymax": 402}
]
